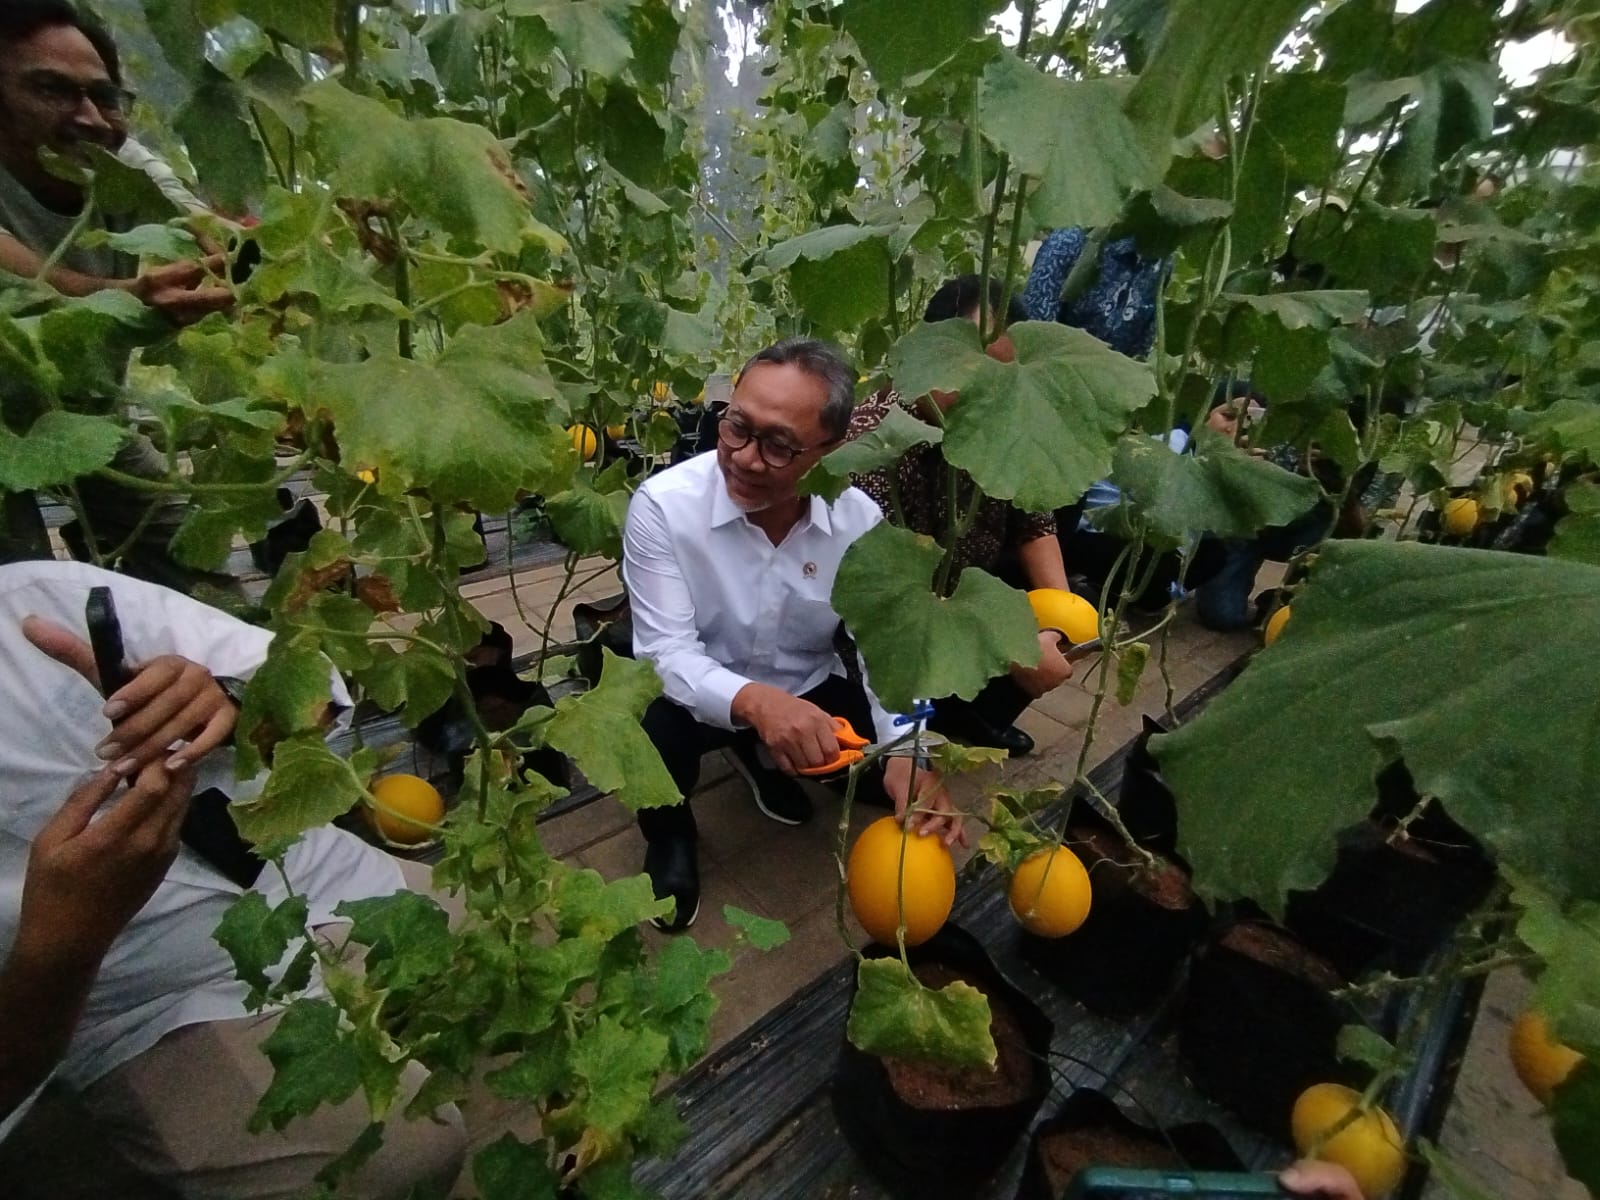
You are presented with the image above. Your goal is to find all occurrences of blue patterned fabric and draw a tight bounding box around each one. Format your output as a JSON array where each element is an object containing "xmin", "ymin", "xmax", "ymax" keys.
[{"xmin": 1021, "ymin": 227, "xmax": 1166, "ymax": 359}]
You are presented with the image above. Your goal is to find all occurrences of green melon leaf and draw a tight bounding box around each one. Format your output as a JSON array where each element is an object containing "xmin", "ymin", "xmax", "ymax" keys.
[
  {"xmin": 981, "ymin": 52, "xmax": 1158, "ymax": 230},
  {"xmin": 1550, "ymin": 484, "xmax": 1600, "ymax": 566},
  {"xmin": 889, "ymin": 319, "xmax": 1154, "ymax": 512},
  {"xmin": 543, "ymin": 649, "xmax": 679, "ymax": 811},
  {"xmin": 833, "ymin": 522, "xmax": 1039, "ymax": 711},
  {"xmin": 303, "ymin": 82, "xmax": 541, "ymax": 255},
  {"xmin": 1512, "ymin": 880, "xmax": 1600, "ymax": 1051},
  {"xmin": 1123, "ymin": 0, "xmax": 1316, "ymax": 168},
  {"xmin": 1155, "ymin": 542, "xmax": 1600, "ymax": 908},
  {"xmin": 0, "ymin": 411, "xmax": 127, "ymax": 491},
  {"xmin": 275, "ymin": 312, "xmax": 576, "ymax": 512},
  {"xmin": 723, "ymin": 906, "xmax": 792, "ymax": 951},
  {"xmin": 250, "ymin": 999, "xmax": 363, "ymax": 1133},
  {"xmin": 847, "ymin": 957, "xmax": 996, "ymax": 1070},
  {"xmin": 1552, "ymin": 1059, "xmax": 1600, "ymax": 1194},
  {"xmin": 232, "ymin": 736, "xmax": 377, "ymax": 845},
  {"xmin": 763, "ymin": 225, "xmax": 896, "ymax": 333},
  {"xmin": 1109, "ymin": 428, "xmax": 1325, "ymax": 541},
  {"xmin": 507, "ymin": 0, "xmax": 641, "ymax": 80},
  {"xmin": 801, "ymin": 402, "xmax": 942, "ymax": 503},
  {"xmin": 839, "ymin": 0, "xmax": 1005, "ymax": 89},
  {"xmin": 213, "ymin": 892, "xmax": 311, "ymax": 1009}
]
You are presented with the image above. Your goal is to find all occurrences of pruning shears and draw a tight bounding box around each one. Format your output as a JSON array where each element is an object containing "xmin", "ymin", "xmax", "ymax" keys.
[{"xmin": 796, "ymin": 715, "xmax": 948, "ymax": 777}]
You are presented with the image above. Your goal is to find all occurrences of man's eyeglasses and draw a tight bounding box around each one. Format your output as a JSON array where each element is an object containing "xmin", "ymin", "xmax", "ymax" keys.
[
  {"xmin": 18, "ymin": 71, "xmax": 135, "ymax": 116},
  {"xmin": 716, "ymin": 411, "xmax": 831, "ymax": 468}
]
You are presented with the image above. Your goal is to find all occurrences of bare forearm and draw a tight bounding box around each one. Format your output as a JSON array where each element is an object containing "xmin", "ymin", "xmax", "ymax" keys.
[
  {"xmin": 0, "ymin": 939, "xmax": 99, "ymax": 1121},
  {"xmin": 1018, "ymin": 533, "xmax": 1070, "ymax": 592},
  {"xmin": 0, "ymin": 233, "xmax": 135, "ymax": 299}
]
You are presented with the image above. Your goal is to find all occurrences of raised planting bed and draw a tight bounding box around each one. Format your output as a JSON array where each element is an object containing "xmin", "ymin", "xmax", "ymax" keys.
[{"xmin": 632, "ymin": 659, "xmax": 1488, "ymax": 1200}]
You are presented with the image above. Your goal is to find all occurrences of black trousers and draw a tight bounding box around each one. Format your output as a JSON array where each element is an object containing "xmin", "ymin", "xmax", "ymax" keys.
[{"xmin": 638, "ymin": 672, "xmax": 888, "ymax": 845}]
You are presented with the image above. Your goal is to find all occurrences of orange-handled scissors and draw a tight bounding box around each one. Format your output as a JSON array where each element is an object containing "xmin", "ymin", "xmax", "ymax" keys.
[{"xmin": 797, "ymin": 716, "xmax": 946, "ymax": 777}]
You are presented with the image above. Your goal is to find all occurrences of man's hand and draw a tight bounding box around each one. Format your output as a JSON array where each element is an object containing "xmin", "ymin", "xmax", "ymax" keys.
[
  {"xmin": 731, "ymin": 682, "xmax": 842, "ymax": 775},
  {"xmin": 16, "ymin": 762, "xmax": 196, "ymax": 971},
  {"xmin": 883, "ymin": 757, "xmax": 966, "ymax": 848},
  {"xmin": 23, "ymin": 616, "xmax": 237, "ymax": 774},
  {"xmin": 1279, "ymin": 1161, "xmax": 1365, "ymax": 1199},
  {"xmin": 130, "ymin": 256, "xmax": 233, "ymax": 327},
  {"xmin": 1008, "ymin": 631, "xmax": 1073, "ymax": 698}
]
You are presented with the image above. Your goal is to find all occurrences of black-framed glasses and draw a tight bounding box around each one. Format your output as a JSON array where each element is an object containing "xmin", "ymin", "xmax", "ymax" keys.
[
  {"xmin": 716, "ymin": 411, "xmax": 830, "ymax": 469},
  {"xmin": 18, "ymin": 70, "xmax": 135, "ymax": 115}
]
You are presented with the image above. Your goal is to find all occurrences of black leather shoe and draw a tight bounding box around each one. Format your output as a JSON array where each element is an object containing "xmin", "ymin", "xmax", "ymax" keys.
[
  {"xmin": 727, "ymin": 743, "xmax": 814, "ymax": 826},
  {"xmin": 643, "ymin": 837, "xmax": 700, "ymax": 933}
]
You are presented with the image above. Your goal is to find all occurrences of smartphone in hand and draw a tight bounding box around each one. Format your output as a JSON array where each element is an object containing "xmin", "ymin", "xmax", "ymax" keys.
[
  {"xmin": 1064, "ymin": 1168, "xmax": 1286, "ymax": 1198},
  {"xmin": 86, "ymin": 586, "xmax": 131, "ymax": 699}
]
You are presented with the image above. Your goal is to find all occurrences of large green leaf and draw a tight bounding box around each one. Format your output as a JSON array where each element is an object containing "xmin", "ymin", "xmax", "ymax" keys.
[
  {"xmin": 1550, "ymin": 483, "xmax": 1600, "ymax": 566},
  {"xmin": 250, "ymin": 999, "xmax": 363, "ymax": 1133},
  {"xmin": 0, "ymin": 411, "xmax": 126, "ymax": 491},
  {"xmin": 303, "ymin": 82, "xmax": 539, "ymax": 255},
  {"xmin": 981, "ymin": 53, "xmax": 1159, "ymax": 230},
  {"xmin": 231, "ymin": 735, "xmax": 376, "ymax": 844},
  {"xmin": 847, "ymin": 958, "xmax": 996, "ymax": 1070},
  {"xmin": 833, "ymin": 522, "xmax": 1039, "ymax": 711},
  {"xmin": 275, "ymin": 313, "xmax": 575, "ymax": 512},
  {"xmin": 543, "ymin": 649, "xmax": 679, "ymax": 811},
  {"xmin": 888, "ymin": 319, "xmax": 1155, "ymax": 512},
  {"xmin": 175, "ymin": 67, "xmax": 268, "ymax": 215},
  {"xmin": 214, "ymin": 892, "xmax": 310, "ymax": 1008},
  {"xmin": 763, "ymin": 225, "xmax": 895, "ymax": 333},
  {"xmin": 507, "ymin": 0, "xmax": 641, "ymax": 79},
  {"xmin": 1552, "ymin": 1061, "xmax": 1600, "ymax": 1195},
  {"xmin": 1514, "ymin": 881, "xmax": 1600, "ymax": 1050},
  {"xmin": 1155, "ymin": 542, "xmax": 1600, "ymax": 907},
  {"xmin": 1109, "ymin": 428, "xmax": 1325, "ymax": 541},
  {"xmin": 800, "ymin": 403, "xmax": 942, "ymax": 504},
  {"xmin": 839, "ymin": 0, "xmax": 1005, "ymax": 88},
  {"xmin": 1124, "ymin": 0, "xmax": 1316, "ymax": 167}
]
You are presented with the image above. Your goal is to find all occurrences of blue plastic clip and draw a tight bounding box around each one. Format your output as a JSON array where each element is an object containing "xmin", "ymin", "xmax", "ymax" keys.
[{"xmin": 894, "ymin": 700, "xmax": 936, "ymax": 726}]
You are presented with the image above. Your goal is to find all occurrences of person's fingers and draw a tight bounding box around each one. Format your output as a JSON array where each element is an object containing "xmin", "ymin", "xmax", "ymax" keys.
[
  {"xmin": 771, "ymin": 747, "xmax": 798, "ymax": 776},
  {"xmin": 38, "ymin": 768, "xmax": 124, "ymax": 844},
  {"xmin": 99, "ymin": 665, "xmax": 197, "ymax": 755},
  {"xmin": 106, "ymin": 691, "xmax": 221, "ymax": 770},
  {"xmin": 22, "ymin": 615, "xmax": 101, "ymax": 687},
  {"xmin": 166, "ymin": 705, "xmax": 236, "ymax": 770},
  {"xmin": 105, "ymin": 656, "xmax": 187, "ymax": 712}
]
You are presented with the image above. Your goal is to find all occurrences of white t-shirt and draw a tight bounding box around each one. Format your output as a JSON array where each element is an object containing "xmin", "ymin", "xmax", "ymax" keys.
[
  {"xmin": 0, "ymin": 562, "xmax": 403, "ymax": 1112},
  {"xmin": 622, "ymin": 451, "xmax": 901, "ymax": 740}
]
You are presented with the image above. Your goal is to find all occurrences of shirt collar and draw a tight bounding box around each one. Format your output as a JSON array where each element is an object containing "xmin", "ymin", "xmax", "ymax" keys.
[{"xmin": 707, "ymin": 460, "xmax": 833, "ymax": 535}]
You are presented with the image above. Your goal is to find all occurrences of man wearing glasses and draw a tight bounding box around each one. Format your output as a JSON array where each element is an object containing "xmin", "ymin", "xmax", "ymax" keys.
[
  {"xmin": 0, "ymin": 2, "xmax": 236, "ymax": 593},
  {"xmin": 622, "ymin": 338, "xmax": 965, "ymax": 932}
]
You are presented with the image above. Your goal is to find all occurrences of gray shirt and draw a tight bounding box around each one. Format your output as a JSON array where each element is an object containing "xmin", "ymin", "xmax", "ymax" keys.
[{"xmin": 0, "ymin": 162, "xmax": 138, "ymax": 281}]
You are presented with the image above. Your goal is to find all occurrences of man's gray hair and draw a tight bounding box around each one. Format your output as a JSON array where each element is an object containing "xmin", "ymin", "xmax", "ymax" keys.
[{"xmin": 738, "ymin": 337, "xmax": 856, "ymax": 441}]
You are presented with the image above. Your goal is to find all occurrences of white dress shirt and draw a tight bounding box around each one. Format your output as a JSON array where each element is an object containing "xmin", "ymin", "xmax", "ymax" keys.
[
  {"xmin": 0, "ymin": 561, "xmax": 403, "ymax": 1124},
  {"xmin": 622, "ymin": 452, "xmax": 901, "ymax": 740}
]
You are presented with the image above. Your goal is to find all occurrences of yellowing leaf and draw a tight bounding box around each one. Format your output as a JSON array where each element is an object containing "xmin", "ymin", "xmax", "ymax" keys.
[{"xmin": 847, "ymin": 958, "xmax": 996, "ymax": 1070}]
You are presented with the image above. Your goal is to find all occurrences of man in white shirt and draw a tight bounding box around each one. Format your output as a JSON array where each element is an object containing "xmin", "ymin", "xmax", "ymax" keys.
[
  {"xmin": 623, "ymin": 338, "xmax": 962, "ymax": 933},
  {"xmin": 0, "ymin": 560, "xmax": 465, "ymax": 1198}
]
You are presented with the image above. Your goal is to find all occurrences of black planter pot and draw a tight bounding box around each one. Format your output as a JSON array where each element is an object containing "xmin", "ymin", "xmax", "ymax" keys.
[
  {"xmin": 1112, "ymin": 715, "xmax": 1182, "ymax": 858},
  {"xmin": 1015, "ymin": 1089, "xmax": 1244, "ymax": 1200},
  {"xmin": 833, "ymin": 924, "xmax": 1054, "ymax": 1200},
  {"xmin": 1177, "ymin": 916, "xmax": 1364, "ymax": 1142},
  {"xmin": 1020, "ymin": 802, "xmax": 1207, "ymax": 1017},
  {"xmin": 1286, "ymin": 819, "xmax": 1497, "ymax": 979}
]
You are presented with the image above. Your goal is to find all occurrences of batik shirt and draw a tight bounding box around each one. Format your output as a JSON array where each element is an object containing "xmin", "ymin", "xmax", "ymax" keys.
[{"xmin": 1021, "ymin": 227, "xmax": 1167, "ymax": 359}]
